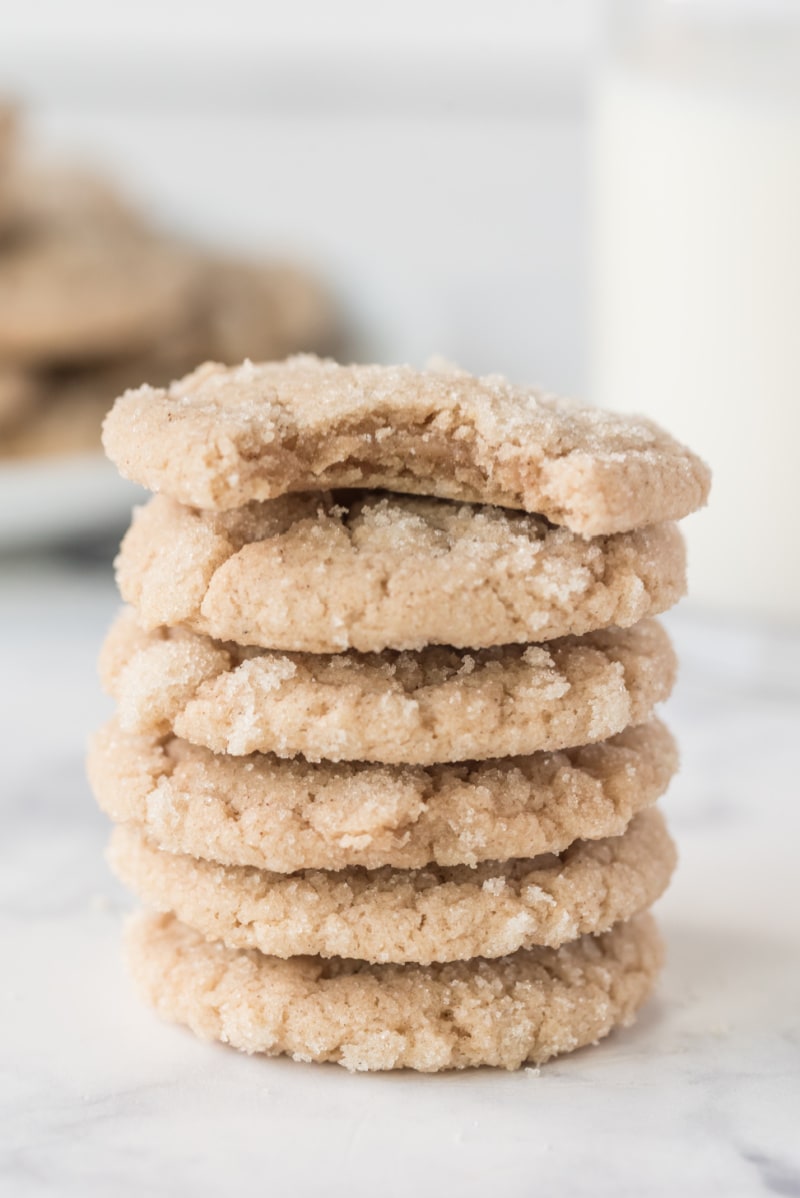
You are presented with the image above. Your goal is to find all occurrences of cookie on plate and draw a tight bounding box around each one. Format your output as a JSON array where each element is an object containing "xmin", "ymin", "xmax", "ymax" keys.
[
  {"xmin": 125, "ymin": 910, "xmax": 663, "ymax": 1071},
  {"xmin": 100, "ymin": 610, "xmax": 676, "ymax": 763},
  {"xmin": 116, "ymin": 492, "xmax": 686, "ymax": 652},
  {"xmin": 0, "ymin": 230, "xmax": 197, "ymax": 365},
  {"xmin": 88, "ymin": 718, "xmax": 677, "ymax": 872}
]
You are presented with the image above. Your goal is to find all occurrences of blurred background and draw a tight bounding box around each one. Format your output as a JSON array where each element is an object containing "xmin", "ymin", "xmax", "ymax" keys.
[{"xmin": 0, "ymin": 0, "xmax": 798, "ymax": 612}]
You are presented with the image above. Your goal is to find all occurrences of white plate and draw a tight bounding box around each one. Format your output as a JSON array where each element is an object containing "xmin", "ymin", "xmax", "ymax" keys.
[{"xmin": 0, "ymin": 453, "xmax": 145, "ymax": 549}]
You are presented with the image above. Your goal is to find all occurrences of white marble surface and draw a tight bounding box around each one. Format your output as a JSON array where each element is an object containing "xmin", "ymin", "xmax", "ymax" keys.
[{"xmin": 1, "ymin": 558, "xmax": 798, "ymax": 1198}]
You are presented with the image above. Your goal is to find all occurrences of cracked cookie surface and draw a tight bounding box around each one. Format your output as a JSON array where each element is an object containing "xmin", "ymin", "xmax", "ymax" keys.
[
  {"xmin": 117, "ymin": 492, "xmax": 686, "ymax": 652},
  {"xmin": 88, "ymin": 718, "xmax": 677, "ymax": 871},
  {"xmin": 100, "ymin": 610, "xmax": 676, "ymax": 763},
  {"xmin": 110, "ymin": 809, "xmax": 675, "ymax": 964}
]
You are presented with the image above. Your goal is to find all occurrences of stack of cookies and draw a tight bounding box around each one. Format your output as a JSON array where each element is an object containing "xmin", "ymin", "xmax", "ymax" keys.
[
  {"xmin": 0, "ymin": 105, "xmax": 340, "ymax": 461},
  {"xmin": 89, "ymin": 356, "xmax": 710, "ymax": 1072}
]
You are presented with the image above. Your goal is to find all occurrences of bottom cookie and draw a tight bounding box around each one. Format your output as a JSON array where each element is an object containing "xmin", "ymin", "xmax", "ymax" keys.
[{"xmin": 125, "ymin": 910, "xmax": 663, "ymax": 1072}]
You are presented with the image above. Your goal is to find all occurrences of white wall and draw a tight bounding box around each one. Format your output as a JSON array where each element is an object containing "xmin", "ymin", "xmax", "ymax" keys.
[{"xmin": 0, "ymin": 2, "xmax": 596, "ymax": 392}]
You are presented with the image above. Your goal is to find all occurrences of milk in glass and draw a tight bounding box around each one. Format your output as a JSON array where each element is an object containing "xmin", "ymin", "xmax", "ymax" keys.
[{"xmin": 592, "ymin": 1, "xmax": 800, "ymax": 621}]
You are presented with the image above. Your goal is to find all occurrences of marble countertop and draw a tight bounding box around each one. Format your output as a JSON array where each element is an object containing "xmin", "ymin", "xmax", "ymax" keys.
[{"xmin": 1, "ymin": 557, "xmax": 798, "ymax": 1198}]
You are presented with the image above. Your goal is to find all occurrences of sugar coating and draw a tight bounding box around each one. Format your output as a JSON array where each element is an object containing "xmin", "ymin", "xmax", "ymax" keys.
[
  {"xmin": 116, "ymin": 492, "xmax": 686, "ymax": 652},
  {"xmin": 89, "ymin": 718, "xmax": 677, "ymax": 872},
  {"xmin": 0, "ymin": 230, "xmax": 198, "ymax": 365},
  {"xmin": 125, "ymin": 910, "xmax": 663, "ymax": 1071},
  {"xmin": 109, "ymin": 808, "xmax": 675, "ymax": 965},
  {"xmin": 99, "ymin": 610, "xmax": 676, "ymax": 764},
  {"xmin": 101, "ymin": 356, "xmax": 711, "ymax": 535}
]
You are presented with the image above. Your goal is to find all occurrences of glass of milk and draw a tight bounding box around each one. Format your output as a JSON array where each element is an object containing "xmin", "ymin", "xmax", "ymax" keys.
[{"xmin": 591, "ymin": 0, "xmax": 800, "ymax": 623}]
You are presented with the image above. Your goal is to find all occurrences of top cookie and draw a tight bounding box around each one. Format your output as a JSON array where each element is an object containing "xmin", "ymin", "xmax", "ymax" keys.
[{"xmin": 102, "ymin": 357, "xmax": 711, "ymax": 535}]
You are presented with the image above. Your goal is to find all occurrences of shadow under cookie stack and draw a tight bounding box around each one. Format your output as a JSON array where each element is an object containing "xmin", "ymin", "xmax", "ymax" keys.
[{"xmin": 89, "ymin": 357, "xmax": 710, "ymax": 1072}]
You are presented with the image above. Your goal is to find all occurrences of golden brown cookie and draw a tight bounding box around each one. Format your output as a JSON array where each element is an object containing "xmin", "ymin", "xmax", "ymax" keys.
[
  {"xmin": 109, "ymin": 809, "xmax": 675, "ymax": 964},
  {"xmin": 116, "ymin": 492, "xmax": 686, "ymax": 652},
  {"xmin": 100, "ymin": 610, "xmax": 676, "ymax": 763},
  {"xmin": 101, "ymin": 357, "xmax": 711, "ymax": 534},
  {"xmin": 88, "ymin": 718, "xmax": 677, "ymax": 871},
  {"xmin": 125, "ymin": 910, "xmax": 663, "ymax": 1071}
]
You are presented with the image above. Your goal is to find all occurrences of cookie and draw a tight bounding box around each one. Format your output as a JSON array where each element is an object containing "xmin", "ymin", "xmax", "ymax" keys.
[
  {"xmin": 0, "ymin": 230, "xmax": 197, "ymax": 366},
  {"xmin": 102, "ymin": 357, "xmax": 711, "ymax": 534},
  {"xmin": 0, "ymin": 368, "xmax": 37, "ymax": 434},
  {"xmin": 88, "ymin": 718, "xmax": 677, "ymax": 872},
  {"xmin": 116, "ymin": 492, "xmax": 686, "ymax": 652},
  {"xmin": 109, "ymin": 808, "xmax": 674, "ymax": 965},
  {"xmin": 100, "ymin": 610, "xmax": 676, "ymax": 763},
  {"xmin": 125, "ymin": 910, "xmax": 663, "ymax": 1071}
]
